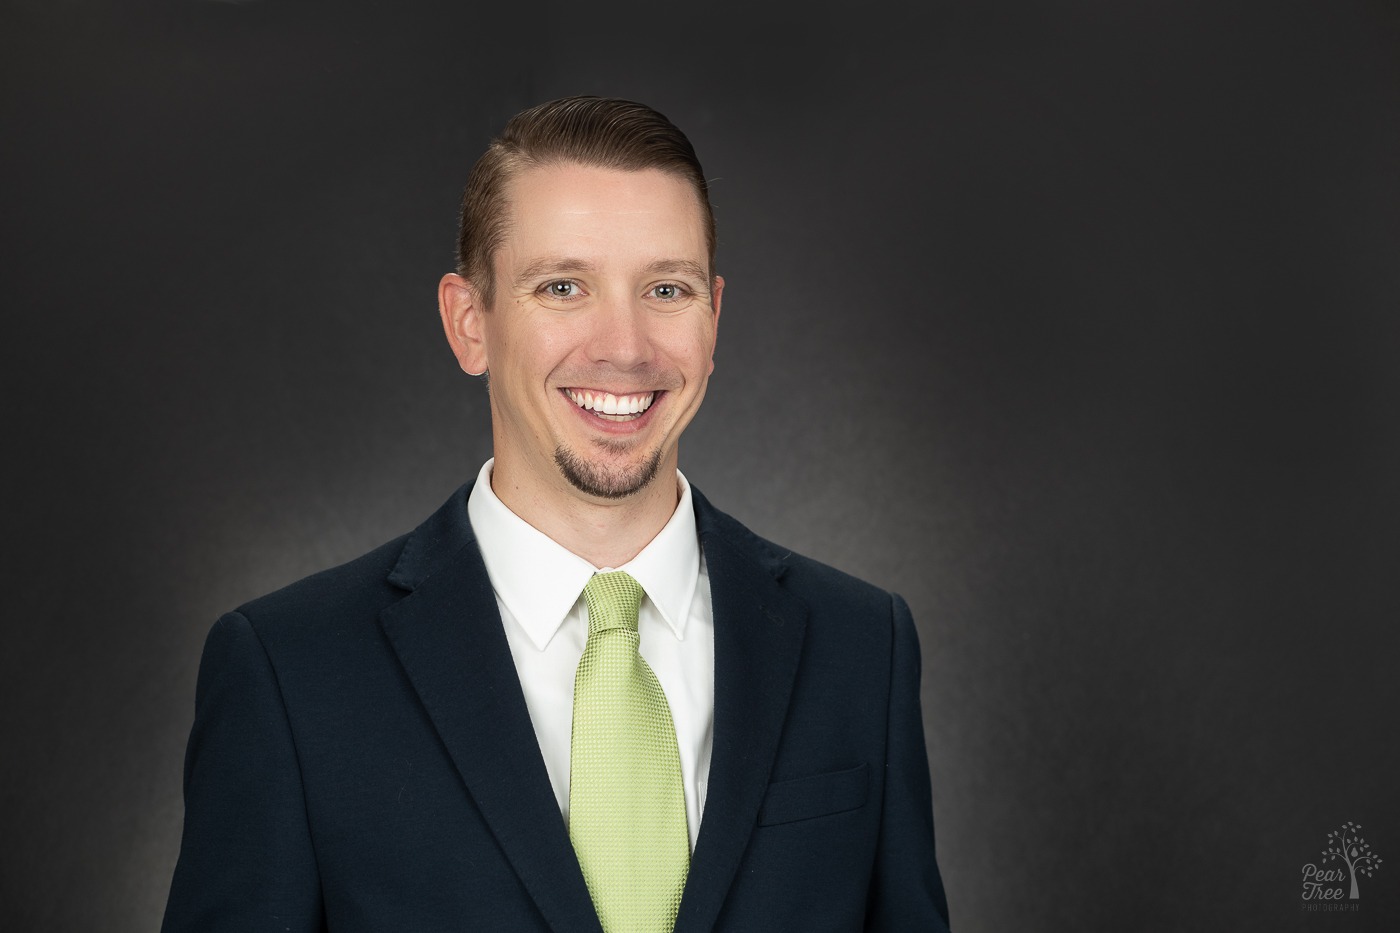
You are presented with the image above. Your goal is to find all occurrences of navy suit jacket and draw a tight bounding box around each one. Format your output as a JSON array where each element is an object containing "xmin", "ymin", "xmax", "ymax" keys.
[{"xmin": 162, "ymin": 483, "xmax": 951, "ymax": 931}]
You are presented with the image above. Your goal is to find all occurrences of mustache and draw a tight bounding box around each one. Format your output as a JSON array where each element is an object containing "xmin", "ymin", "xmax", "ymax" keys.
[{"xmin": 553, "ymin": 367, "xmax": 682, "ymax": 391}]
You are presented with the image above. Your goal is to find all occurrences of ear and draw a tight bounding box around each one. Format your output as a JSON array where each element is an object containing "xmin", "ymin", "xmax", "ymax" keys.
[
  {"xmin": 707, "ymin": 274, "xmax": 724, "ymax": 374},
  {"xmin": 438, "ymin": 273, "xmax": 488, "ymax": 376}
]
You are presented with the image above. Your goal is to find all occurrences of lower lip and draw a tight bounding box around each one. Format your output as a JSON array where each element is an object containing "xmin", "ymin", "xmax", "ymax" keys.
[{"xmin": 560, "ymin": 390, "xmax": 663, "ymax": 435}]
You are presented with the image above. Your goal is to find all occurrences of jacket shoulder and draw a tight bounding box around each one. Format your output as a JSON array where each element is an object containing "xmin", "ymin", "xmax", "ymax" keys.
[
  {"xmin": 228, "ymin": 482, "xmax": 477, "ymax": 640},
  {"xmin": 232, "ymin": 533, "xmax": 411, "ymax": 635},
  {"xmin": 759, "ymin": 532, "xmax": 899, "ymax": 617},
  {"xmin": 693, "ymin": 485, "xmax": 899, "ymax": 616}
]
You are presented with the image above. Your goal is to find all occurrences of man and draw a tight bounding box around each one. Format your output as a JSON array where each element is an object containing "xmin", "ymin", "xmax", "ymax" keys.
[{"xmin": 162, "ymin": 96, "xmax": 951, "ymax": 932}]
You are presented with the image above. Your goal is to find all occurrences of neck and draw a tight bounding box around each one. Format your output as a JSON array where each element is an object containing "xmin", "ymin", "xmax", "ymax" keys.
[{"xmin": 488, "ymin": 454, "xmax": 681, "ymax": 569}]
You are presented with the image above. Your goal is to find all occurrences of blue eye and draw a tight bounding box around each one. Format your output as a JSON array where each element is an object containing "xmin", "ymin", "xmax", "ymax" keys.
[{"xmin": 544, "ymin": 280, "xmax": 580, "ymax": 298}]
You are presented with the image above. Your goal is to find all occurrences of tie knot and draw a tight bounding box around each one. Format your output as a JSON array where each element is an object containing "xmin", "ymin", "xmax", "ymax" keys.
[{"xmin": 583, "ymin": 571, "xmax": 645, "ymax": 635}]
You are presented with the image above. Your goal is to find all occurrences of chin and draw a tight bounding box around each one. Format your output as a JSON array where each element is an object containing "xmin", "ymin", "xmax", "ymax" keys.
[{"xmin": 553, "ymin": 444, "xmax": 664, "ymax": 500}]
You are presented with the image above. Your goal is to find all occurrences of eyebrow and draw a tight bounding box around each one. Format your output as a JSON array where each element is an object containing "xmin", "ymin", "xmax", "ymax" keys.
[
  {"xmin": 514, "ymin": 257, "xmax": 710, "ymax": 285},
  {"xmin": 516, "ymin": 257, "xmax": 598, "ymax": 282},
  {"xmin": 640, "ymin": 259, "xmax": 708, "ymax": 282}
]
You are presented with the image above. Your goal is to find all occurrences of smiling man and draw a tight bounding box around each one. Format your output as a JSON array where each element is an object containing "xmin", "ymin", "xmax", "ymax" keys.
[
  {"xmin": 440, "ymin": 158, "xmax": 722, "ymax": 569},
  {"xmin": 162, "ymin": 97, "xmax": 951, "ymax": 933}
]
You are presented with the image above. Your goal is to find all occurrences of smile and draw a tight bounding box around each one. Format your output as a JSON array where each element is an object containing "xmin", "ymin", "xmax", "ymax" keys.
[{"xmin": 563, "ymin": 388, "xmax": 658, "ymax": 422}]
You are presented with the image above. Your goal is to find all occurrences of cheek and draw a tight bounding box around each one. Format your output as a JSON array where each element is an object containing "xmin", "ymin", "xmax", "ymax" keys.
[
  {"xmin": 656, "ymin": 314, "xmax": 717, "ymax": 367},
  {"xmin": 678, "ymin": 326, "xmax": 718, "ymax": 375},
  {"xmin": 494, "ymin": 317, "xmax": 579, "ymax": 378}
]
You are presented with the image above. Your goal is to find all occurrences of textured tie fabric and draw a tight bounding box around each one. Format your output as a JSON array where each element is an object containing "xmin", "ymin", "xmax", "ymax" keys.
[{"xmin": 569, "ymin": 571, "xmax": 689, "ymax": 933}]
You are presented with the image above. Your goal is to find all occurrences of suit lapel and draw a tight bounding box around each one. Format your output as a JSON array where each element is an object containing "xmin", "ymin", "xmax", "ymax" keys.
[
  {"xmin": 378, "ymin": 485, "xmax": 601, "ymax": 933},
  {"xmin": 675, "ymin": 489, "xmax": 809, "ymax": 933},
  {"xmin": 376, "ymin": 483, "xmax": 806, "ymax": 933}
]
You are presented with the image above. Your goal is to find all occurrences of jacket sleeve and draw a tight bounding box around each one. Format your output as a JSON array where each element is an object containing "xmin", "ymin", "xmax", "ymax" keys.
[
  {"xmin": 161, "ymin": 611, "xmax": 326, "ymax": 933},
  {"xmin": 865, "ymin": 594, "xmax": 952, "ymax": 931}
]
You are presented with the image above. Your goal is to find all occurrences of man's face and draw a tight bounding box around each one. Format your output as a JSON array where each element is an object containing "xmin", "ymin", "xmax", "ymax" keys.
[{"xmin": 454, "ymin": 162, "xmax": 722, "ymax": 503}]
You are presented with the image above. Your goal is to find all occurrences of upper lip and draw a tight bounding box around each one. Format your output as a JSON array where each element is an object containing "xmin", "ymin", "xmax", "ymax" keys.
[{"xmin": 561, "ymin": 385, "xmax": 660, "ymax": 394}]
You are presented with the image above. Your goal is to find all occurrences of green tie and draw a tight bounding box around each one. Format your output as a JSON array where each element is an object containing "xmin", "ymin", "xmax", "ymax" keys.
[{"xmin": 569, "ymin": 571, "xmax": 689, "ymax": 933}]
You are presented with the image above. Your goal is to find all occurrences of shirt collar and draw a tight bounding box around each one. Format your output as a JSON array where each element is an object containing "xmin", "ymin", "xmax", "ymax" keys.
[{"xmin": 466, "ymin": 459, "xmax": 701, "ymax": 651}]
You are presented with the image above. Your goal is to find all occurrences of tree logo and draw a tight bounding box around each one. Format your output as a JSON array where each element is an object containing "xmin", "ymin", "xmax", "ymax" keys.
[{"xmin": 1301, "ymin": 822, "xmax": 1382, "ymax": 903}]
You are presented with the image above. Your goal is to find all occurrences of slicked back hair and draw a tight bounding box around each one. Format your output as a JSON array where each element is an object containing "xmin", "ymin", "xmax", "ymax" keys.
[{"xmin": 455, "ymin": 96, "xmax": 716, "ymax": 307}]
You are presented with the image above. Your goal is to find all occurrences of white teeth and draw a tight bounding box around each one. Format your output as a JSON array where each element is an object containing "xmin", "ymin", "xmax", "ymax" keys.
[{"xmin": 565, "ymin": 388, "xmax": 656, "ymax": 416}]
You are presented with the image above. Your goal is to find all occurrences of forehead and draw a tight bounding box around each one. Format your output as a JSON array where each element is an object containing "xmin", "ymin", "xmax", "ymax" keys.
[{"xmin": 496, "ymin": 162, "xmax": 710, "ymax": 274}]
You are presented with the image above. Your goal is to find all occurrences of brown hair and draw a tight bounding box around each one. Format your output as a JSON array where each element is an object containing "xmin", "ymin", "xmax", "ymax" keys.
[{"xmin": 455, "ymin": 96, "xmax": 716, "ymax": 306}]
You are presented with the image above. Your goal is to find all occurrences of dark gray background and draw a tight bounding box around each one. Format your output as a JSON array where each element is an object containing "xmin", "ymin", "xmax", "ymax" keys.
[{"xmin": 3, "ymin": 1, "xmax": 1397, "ymax": 930}]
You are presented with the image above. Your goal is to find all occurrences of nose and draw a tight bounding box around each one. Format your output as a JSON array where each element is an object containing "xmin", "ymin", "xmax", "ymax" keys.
[{"xmin": 586, "ymin": 291, "xmax": 653, "ymax": 370}]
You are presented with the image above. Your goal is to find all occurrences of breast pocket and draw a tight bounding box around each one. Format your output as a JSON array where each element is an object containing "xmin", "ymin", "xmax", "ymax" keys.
[{"xmin": 757, "ymin": 763, "xmax": 869, "ymax": 827}]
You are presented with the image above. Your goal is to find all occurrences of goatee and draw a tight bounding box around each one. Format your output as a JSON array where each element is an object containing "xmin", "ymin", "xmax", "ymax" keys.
[{"xmin": 554, "ymin": 443, "xmax": 663, "ymax": 499}]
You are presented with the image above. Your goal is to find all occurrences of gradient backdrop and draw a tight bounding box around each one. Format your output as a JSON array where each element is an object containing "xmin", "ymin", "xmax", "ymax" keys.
[{"xmin": 3, "ymin": 1, "xmax": 1398, "ymax": 931}]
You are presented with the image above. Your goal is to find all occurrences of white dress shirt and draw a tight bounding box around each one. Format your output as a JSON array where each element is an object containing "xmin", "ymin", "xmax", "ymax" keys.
[{"xmin": 466, "ymin": 459, "xmax": 714, "ymax": 850}]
